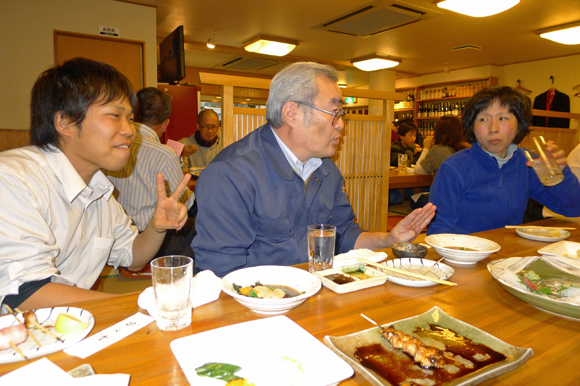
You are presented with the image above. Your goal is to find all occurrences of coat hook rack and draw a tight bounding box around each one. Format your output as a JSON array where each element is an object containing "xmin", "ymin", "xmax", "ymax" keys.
[
  {"xmin": 550, "ymin": 75, "xmax": 554, "ymax": 84},
  {"xmin": 515, "ymin": 79, "xmax": 531, "ymax": 94}
]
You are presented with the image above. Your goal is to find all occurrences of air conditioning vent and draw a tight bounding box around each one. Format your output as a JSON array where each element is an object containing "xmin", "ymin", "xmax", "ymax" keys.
[
  {"xmin": 216, "ymin": 57, "xmax": 278, "ymax": 71},
  {"xmin": 313, "ymin": 0, "xmax": 440, "ymax": 37},
  {"xmin": 451, "ymin": 44, "xmax": 483, "ymax": 51}
]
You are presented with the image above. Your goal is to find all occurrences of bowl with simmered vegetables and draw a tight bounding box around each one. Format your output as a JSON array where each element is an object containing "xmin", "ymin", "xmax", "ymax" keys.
[
  {"xmin": 221, "ymin": 266, "xmax": 322, "ymax": 314},
  {"xmin": 425, "ymin": 234, "xmax": 501, "ymax": 265}
]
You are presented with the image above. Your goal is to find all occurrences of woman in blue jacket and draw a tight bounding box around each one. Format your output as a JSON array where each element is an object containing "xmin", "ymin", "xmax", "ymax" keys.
[{"xmin": 428, "ymin": 86, "xmax": 580, "ymax": 235}]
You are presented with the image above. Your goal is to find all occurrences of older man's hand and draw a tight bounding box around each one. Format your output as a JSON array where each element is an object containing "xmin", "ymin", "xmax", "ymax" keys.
[
  {"xmin": 181, "ymin": 144, "xmax": 199, "ymax": 157},
  {"xmin": 387, "ymin": 203, "xmax": 436, "ymax": 245}
]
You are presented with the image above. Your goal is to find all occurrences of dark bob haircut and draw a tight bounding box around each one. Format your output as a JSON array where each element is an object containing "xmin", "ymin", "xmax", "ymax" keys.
[
  {"xmin": 395, "ymin": 117, "xmax": 417, "ymax": 137},
  {"xmin": 462, "ymin": 86, "xmax": 532, "ymax": 145},
  {"xmin": 434, "ymin": 115, "xmax": 468, "ymax": 153},
  {"xmin": 30, "ymin": 57, "xmax": 137, "ymax": 151}
]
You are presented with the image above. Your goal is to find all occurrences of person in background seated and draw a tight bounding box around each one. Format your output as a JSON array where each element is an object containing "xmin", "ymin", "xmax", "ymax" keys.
[
  {"xmin": 390, "ymin": 119, "xmax": 422, "ymax": 167},
  {"xmin": 428, "ymin": 86, "xmax": 580, "ymax": 235},
  {"xmin": 415, "ymin": 115, "xmax": 470, "ymax": 177},
  {"xmin": 566, "ymin": 142, "xmax": 580, "ymax": 181},
  {"xmin": 180, "ymin": 109, "xmax": 221, "ymax": 167},
  {"xmin": 104, "ymin": 87, "xmax": 196, "ymax": 263},
  {"xmin": 0, "ymin": 58, "xmax": 190, "ymax": 312},
  {"xmin": 192, "ymin": 62, "xmax": 436, "ymax": 277}
]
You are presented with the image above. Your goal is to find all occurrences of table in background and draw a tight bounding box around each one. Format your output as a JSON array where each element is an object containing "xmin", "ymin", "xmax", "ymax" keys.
[
  {"xmin": 2, "ymin": 218, "xmax": 580, "ymax": 385},
  {"xmin": 389, "ymin": 168, "xmax": 433, "ymax": 190}
]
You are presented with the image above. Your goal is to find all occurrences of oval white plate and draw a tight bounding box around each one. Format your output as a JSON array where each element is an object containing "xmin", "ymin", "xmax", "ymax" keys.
[
  {"xmin": 0, "ymin": 306, "xmax": 95, "ymax": 364},
  {"xmin": 383, "ymin": 258, "xmax": 454, "ymax": 287},
  {"xmin": 516, "ymin": 228, "xmax": 570, "ymax": 242}
]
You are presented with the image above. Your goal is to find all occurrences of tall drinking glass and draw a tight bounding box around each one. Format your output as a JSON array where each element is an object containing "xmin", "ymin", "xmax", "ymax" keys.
[
  {"xmin": 151, "ymin": 255, "xmax": 193, "ymax": 331},
  {"xmin": 398, "ymin": 154, "xmax": 408, "ymax": 172},
  {"xmin": 308, "ymin": 224, "xmax": 336, "ymax": 272},
  {"xmin": 525, "ymin": 136, "xmax": 564, "ymax": 186}
]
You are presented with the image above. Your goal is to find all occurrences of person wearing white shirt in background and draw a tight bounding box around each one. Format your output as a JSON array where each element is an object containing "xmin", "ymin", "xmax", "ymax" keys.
[
  {"xmin": 0, "ymin": 58, "xmax": 190, "ymax": 312},
  {"xmin": 179, "ymin": 109, "xmax": 222, "ymax": 168}
]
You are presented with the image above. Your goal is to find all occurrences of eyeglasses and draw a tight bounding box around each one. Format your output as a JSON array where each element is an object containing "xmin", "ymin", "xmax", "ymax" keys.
[
  {"xmin": 296, "ymin": 102, "xmax": 346, "ymax": 125},
  {"xmin": 200, "ymin": 125, "xmax": 220, "ymax": 131}
]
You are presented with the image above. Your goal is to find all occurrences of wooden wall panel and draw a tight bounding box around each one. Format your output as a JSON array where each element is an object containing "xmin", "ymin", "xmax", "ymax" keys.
[{"xmin": 0, "ymin": 129, "xmax": 30, "ymax": 152}]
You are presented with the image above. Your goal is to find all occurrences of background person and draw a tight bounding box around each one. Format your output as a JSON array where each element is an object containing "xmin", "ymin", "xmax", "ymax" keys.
[
  {"xmin": 104, "ymin": 87, "xmax": 196, "ymax": 265},
  {"xmin": 428, "ymin": 86, "xmax": 580, "ymax": 235},
  {"xmin": 390, "ymin": 119, "xmax": 422, "ymax": 167},
  {"xmin": 0, "ymin": 58, "xmax": 190, "ymax": 311},
  {"xmin": 192, "ymin": 62, "xmax": 435, "ymax": 277},
  {"xmin": 180, "ymin": 109, "xmax": 221, "ymax": 167}
]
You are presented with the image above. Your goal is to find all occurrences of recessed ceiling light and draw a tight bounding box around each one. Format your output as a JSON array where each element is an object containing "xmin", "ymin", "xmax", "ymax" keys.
[
  {"xmin": 436, "ymin": 0, "xmax": 519, "ymax": 17},
  {"xmin": 351, "ymin": 54, "xmax": 400, "ymax": 71},
  {"xmin": 243, "ymin": 36, "xmax": 298, "ymax": 56},
  {"xmin": 538, "ymin": 22, "xmax": 580, "ymax": 45}
]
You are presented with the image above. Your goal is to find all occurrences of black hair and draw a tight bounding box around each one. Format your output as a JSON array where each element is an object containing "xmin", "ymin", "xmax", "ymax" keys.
[
  {"xmin": 135, "ymin": 87, "xmax": 171, "ymax": 126},
  {"xmin": 30, "ymin": 57, "xmax": 137, "ymax": 150},
  {"xmin": 462, "ymin": 86, "xmax": 531, "ymax": 145},
  {"xmin": 396, "ymin": 117, "xmax": 417, "ymax": 137}
]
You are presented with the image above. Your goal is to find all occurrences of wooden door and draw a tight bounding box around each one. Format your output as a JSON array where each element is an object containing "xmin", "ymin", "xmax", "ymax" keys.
[{"xmin": 54, "ymin": 30, "xmax": 145, "ymax": 91}]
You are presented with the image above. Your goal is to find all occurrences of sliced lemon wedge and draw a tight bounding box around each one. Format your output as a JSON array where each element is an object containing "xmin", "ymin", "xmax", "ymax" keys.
[{"xmin": 55, "ymin": 313, "xmax": 88, "ymax": 333}]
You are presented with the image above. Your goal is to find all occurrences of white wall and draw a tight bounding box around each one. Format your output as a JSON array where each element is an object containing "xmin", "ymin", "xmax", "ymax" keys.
[{"xmin": 0, "ymin": 0, "xmax": 157, "ymax": 131}]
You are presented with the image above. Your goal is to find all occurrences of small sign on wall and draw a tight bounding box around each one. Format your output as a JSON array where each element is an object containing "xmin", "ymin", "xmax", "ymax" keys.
[{"xmin": 98, "ymin": 26, "xmax": 119, "ymax": 37}]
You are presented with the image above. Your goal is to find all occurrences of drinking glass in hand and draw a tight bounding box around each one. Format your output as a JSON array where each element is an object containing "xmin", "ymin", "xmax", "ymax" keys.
[
  {"xmin": 308, "ymin": 224, "xmax": 336, "ymax": 272},
  {"xmin": 151, "ymin": 255, "xmax": 193, "ymax": 331},
  {"xmin": 525, "ymin": 136, "xmax": 564, "ymax": 187}
]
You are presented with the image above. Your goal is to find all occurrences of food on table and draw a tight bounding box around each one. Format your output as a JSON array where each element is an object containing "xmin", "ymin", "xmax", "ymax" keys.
[
  {"xmin": 0, "ymin": 323, "xmax": 28, "ymax": 350},
  {"xmin": 23, "ymin": 311, "xmax": 38, "ymax": 329},
  {"xmin": 355, "ymin": 324, "xmax": 506, "ymax": 385},
  {"xmin": 324, "ymin": 273, "xmax": 356, "ymax": 284},
  {"xmin": 445, "ymin": 246, "xmax": 477, "ymax": 251},
  {"xmin": 195, "ymin": 362, "xmax": 255, "ymax": 385},
  {"xmin": 55, "ymin": 313, "xmax": 89, "ymax": 333},
  {"xmin": 233, "ymin": 281, "xmax": 303, "ymax": 299},
  {"xmin": 381, "ymin": 326, "xmax": 445, "ymax": 369}
]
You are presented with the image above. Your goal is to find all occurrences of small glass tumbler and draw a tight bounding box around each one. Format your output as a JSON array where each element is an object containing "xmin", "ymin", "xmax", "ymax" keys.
[
  {"xmin": 307, "ymin": 224, "xmax": 336, "ymax": 273},
  {"xmin": 398, "ymin": 154, "xmax": 408, "ymax": 172},
  {"xmin": 525, "ymin": 136, "xmax": 564, "ymax": 187}
]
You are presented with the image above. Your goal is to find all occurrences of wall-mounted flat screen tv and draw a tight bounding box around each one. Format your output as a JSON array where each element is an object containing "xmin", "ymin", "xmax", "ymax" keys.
[{"xmin": 158, "ymin": 25, "xmax": 185, "ymax": 84}]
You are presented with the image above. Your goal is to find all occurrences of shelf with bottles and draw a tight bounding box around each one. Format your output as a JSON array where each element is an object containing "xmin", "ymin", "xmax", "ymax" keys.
[
  {"xmin": 394, "ymin": 89, "xmax": 416, "ymax": 110},
  {"xmin": 416, "ymin": 80, "xmax": 492, "ymax": 101},
  {"xmin": 416, "ymin": 100, "xmax": 465, "ymax": 119}
]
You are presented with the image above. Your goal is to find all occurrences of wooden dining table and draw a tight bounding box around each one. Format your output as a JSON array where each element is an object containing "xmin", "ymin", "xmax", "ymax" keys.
[
  {"xmin": 2, "ymin": 218, "xmax": 580, "ymax": 385},
  {"xmin": 389, "ymin": 168, "xmax": 434, "ymax": 190}
]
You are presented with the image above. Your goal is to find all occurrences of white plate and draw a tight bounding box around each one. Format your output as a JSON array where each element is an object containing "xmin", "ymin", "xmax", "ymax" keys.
[
  {"xmin": 537, "ymin": 240, "xmax": 580, "ymax": 258},
  {"xmin": 382, "ymin": 258, "xmax": 454, "ymax": 287},
  {"xmin": 171, "ymin": 315, "xmax": 354, "ymax": 386},
  {"xmin": 0, "ymin": 307, "xmax": 95, "ymax": 364},
  {"xmin": 425, "ymin": 234, "xmax": 501, "ymax": 265},
  {"xmin": 516, "ymin": 228, "xmax": 570, "ymax": 242},
  {"xmin": 314, "ymin": 265, "xmax": 388, "ymax": 294}
]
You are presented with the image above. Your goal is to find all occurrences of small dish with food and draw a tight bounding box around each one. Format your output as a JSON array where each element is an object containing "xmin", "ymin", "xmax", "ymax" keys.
[
  {"xmin": 313, "ymin": 264, "xmax": 388, "ymax": 294},
  {"xmin": 425, "ymin": 234, "xmax": 501, "ymax": 265},
  {"xmin": 391, "ymin": 243, "xmax": 428, "ymax": 259},
  {"xmin": 537, "ymin": 240, "xmax": 580, "ymax": 259},
  {"xmin": 222, "ymin": 266, "xmax": 321, "ymax": 315}
]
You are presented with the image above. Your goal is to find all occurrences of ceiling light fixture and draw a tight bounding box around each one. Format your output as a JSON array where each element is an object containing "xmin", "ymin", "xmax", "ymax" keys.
[
  {"xmin": 351, "ymin": 54, "xmax": 400, "ymax": 72},
  {"xmin": 207, "ymin": 31, "xmax": 216, "ymax": 49},
  {"xmin": 243, "ymin": 36, "xmax": 298, "ymax": 56},
  {"xmin": 435, "ymin": 0, "xmax": 519, "ymax": 17},
  {"xmin": 538, "ymin": 22, "xmax": 580, "ymax": 45}
]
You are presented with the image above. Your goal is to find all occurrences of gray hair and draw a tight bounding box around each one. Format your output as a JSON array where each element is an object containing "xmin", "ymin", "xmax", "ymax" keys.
[{"xmin": 266, "ymin": 62, "xmax": 339, "ymax": 128}]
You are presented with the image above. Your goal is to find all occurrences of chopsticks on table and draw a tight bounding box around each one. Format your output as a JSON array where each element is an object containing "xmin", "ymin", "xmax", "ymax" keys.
[
  {"xmin": 505, "ymin": 225, "xmax": 576, "ymax": 230},
  {"xmin": 356, "ymin": 258, "xmax": 457, "ymax": 287}
]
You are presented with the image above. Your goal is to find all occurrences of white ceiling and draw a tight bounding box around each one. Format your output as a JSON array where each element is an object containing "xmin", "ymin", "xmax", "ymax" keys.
[{"xmin": 123, "ymin": 0, "xmax": 580, "ymax": 88}]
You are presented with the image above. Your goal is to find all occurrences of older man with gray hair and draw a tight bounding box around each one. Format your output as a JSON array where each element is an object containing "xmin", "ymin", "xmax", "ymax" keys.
[{"xmin": 192, "ymin": 62, "xmax": 435, "ymax": 277}]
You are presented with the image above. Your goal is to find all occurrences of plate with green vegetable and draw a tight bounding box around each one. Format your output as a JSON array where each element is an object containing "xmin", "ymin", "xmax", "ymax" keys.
[{"xmin": 488, "ymin": 256, "xmax": 580, "ymax": 319}]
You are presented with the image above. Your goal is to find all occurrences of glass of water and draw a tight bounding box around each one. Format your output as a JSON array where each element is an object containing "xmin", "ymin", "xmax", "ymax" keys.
[
  {"xmin": 151, "ymin": 255, "xmax": 193, "ymax": 331},
  {"xmin": 307, "ymin": 224, "xmax": 336, "ymax": 272},
  {"xmin": 525, "ymin": 136, "xmax": 564, "ymax": 187}
]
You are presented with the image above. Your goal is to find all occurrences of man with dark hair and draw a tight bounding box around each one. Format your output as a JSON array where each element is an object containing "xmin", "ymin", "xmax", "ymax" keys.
[
  {"xmin": 180, "ymin": 109, "xmax": 221, "ymax": 167},
  {"xmin": 390, "ymin": 119, "xmax": 422, "ymax": 166},
  {"xmin": 104, "ymin": 87, "xmax": 196, "ymax": 262},
  {"xmin": 0, "ymin": 58, "xmax": 190, "ymax": 311},
  {"xmin": 192, "ymin": 62, "xmax": 435, "ymax": 277}
]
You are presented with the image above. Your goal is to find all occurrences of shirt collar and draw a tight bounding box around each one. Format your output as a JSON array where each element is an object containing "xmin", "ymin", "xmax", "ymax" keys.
[
  {"xmin": 271, "ymin": 127, "xmax": 322, "ymax": 180},
  {"xmin": 42, "ymin": 146, "xmax": 115, "ymax": 202},
  {"xmin": 135, "ymin": 122, "xmax": 161, "ymax": 143},
  {"xmin": 479, "ymin": 142, "xmax": 518, "ymax": 168}
]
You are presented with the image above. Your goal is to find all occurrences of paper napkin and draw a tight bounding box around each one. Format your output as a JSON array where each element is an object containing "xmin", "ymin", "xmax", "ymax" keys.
[
  {"xmin": 333, "ymin": 248, "xmax": 388, "ymax": 268},
  {"xmin": 166, "ymin": 139, "xmax": 184, "ymax": 156},
  {"xmin": 138, "ymin": 270, "xmax": 222, "ymax": 318}
]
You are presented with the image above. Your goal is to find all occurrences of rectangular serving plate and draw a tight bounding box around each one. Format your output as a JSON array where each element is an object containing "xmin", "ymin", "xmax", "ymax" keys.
[
  {"xmin": 538, "ymin": 240, "xmax": 580, "ymax": 259},
  {"xmin": 313, "ymin": 265, "xmax": 388, "ymax": 294},
  {"xmin": 324, "ymin": 306, "xmax": 533, "ymax": 386}
]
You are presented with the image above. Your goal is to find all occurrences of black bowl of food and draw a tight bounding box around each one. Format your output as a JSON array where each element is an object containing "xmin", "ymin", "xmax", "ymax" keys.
[{"xmin": 391, "ymin": 243, "xmax": 428, "ymax": 259}]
